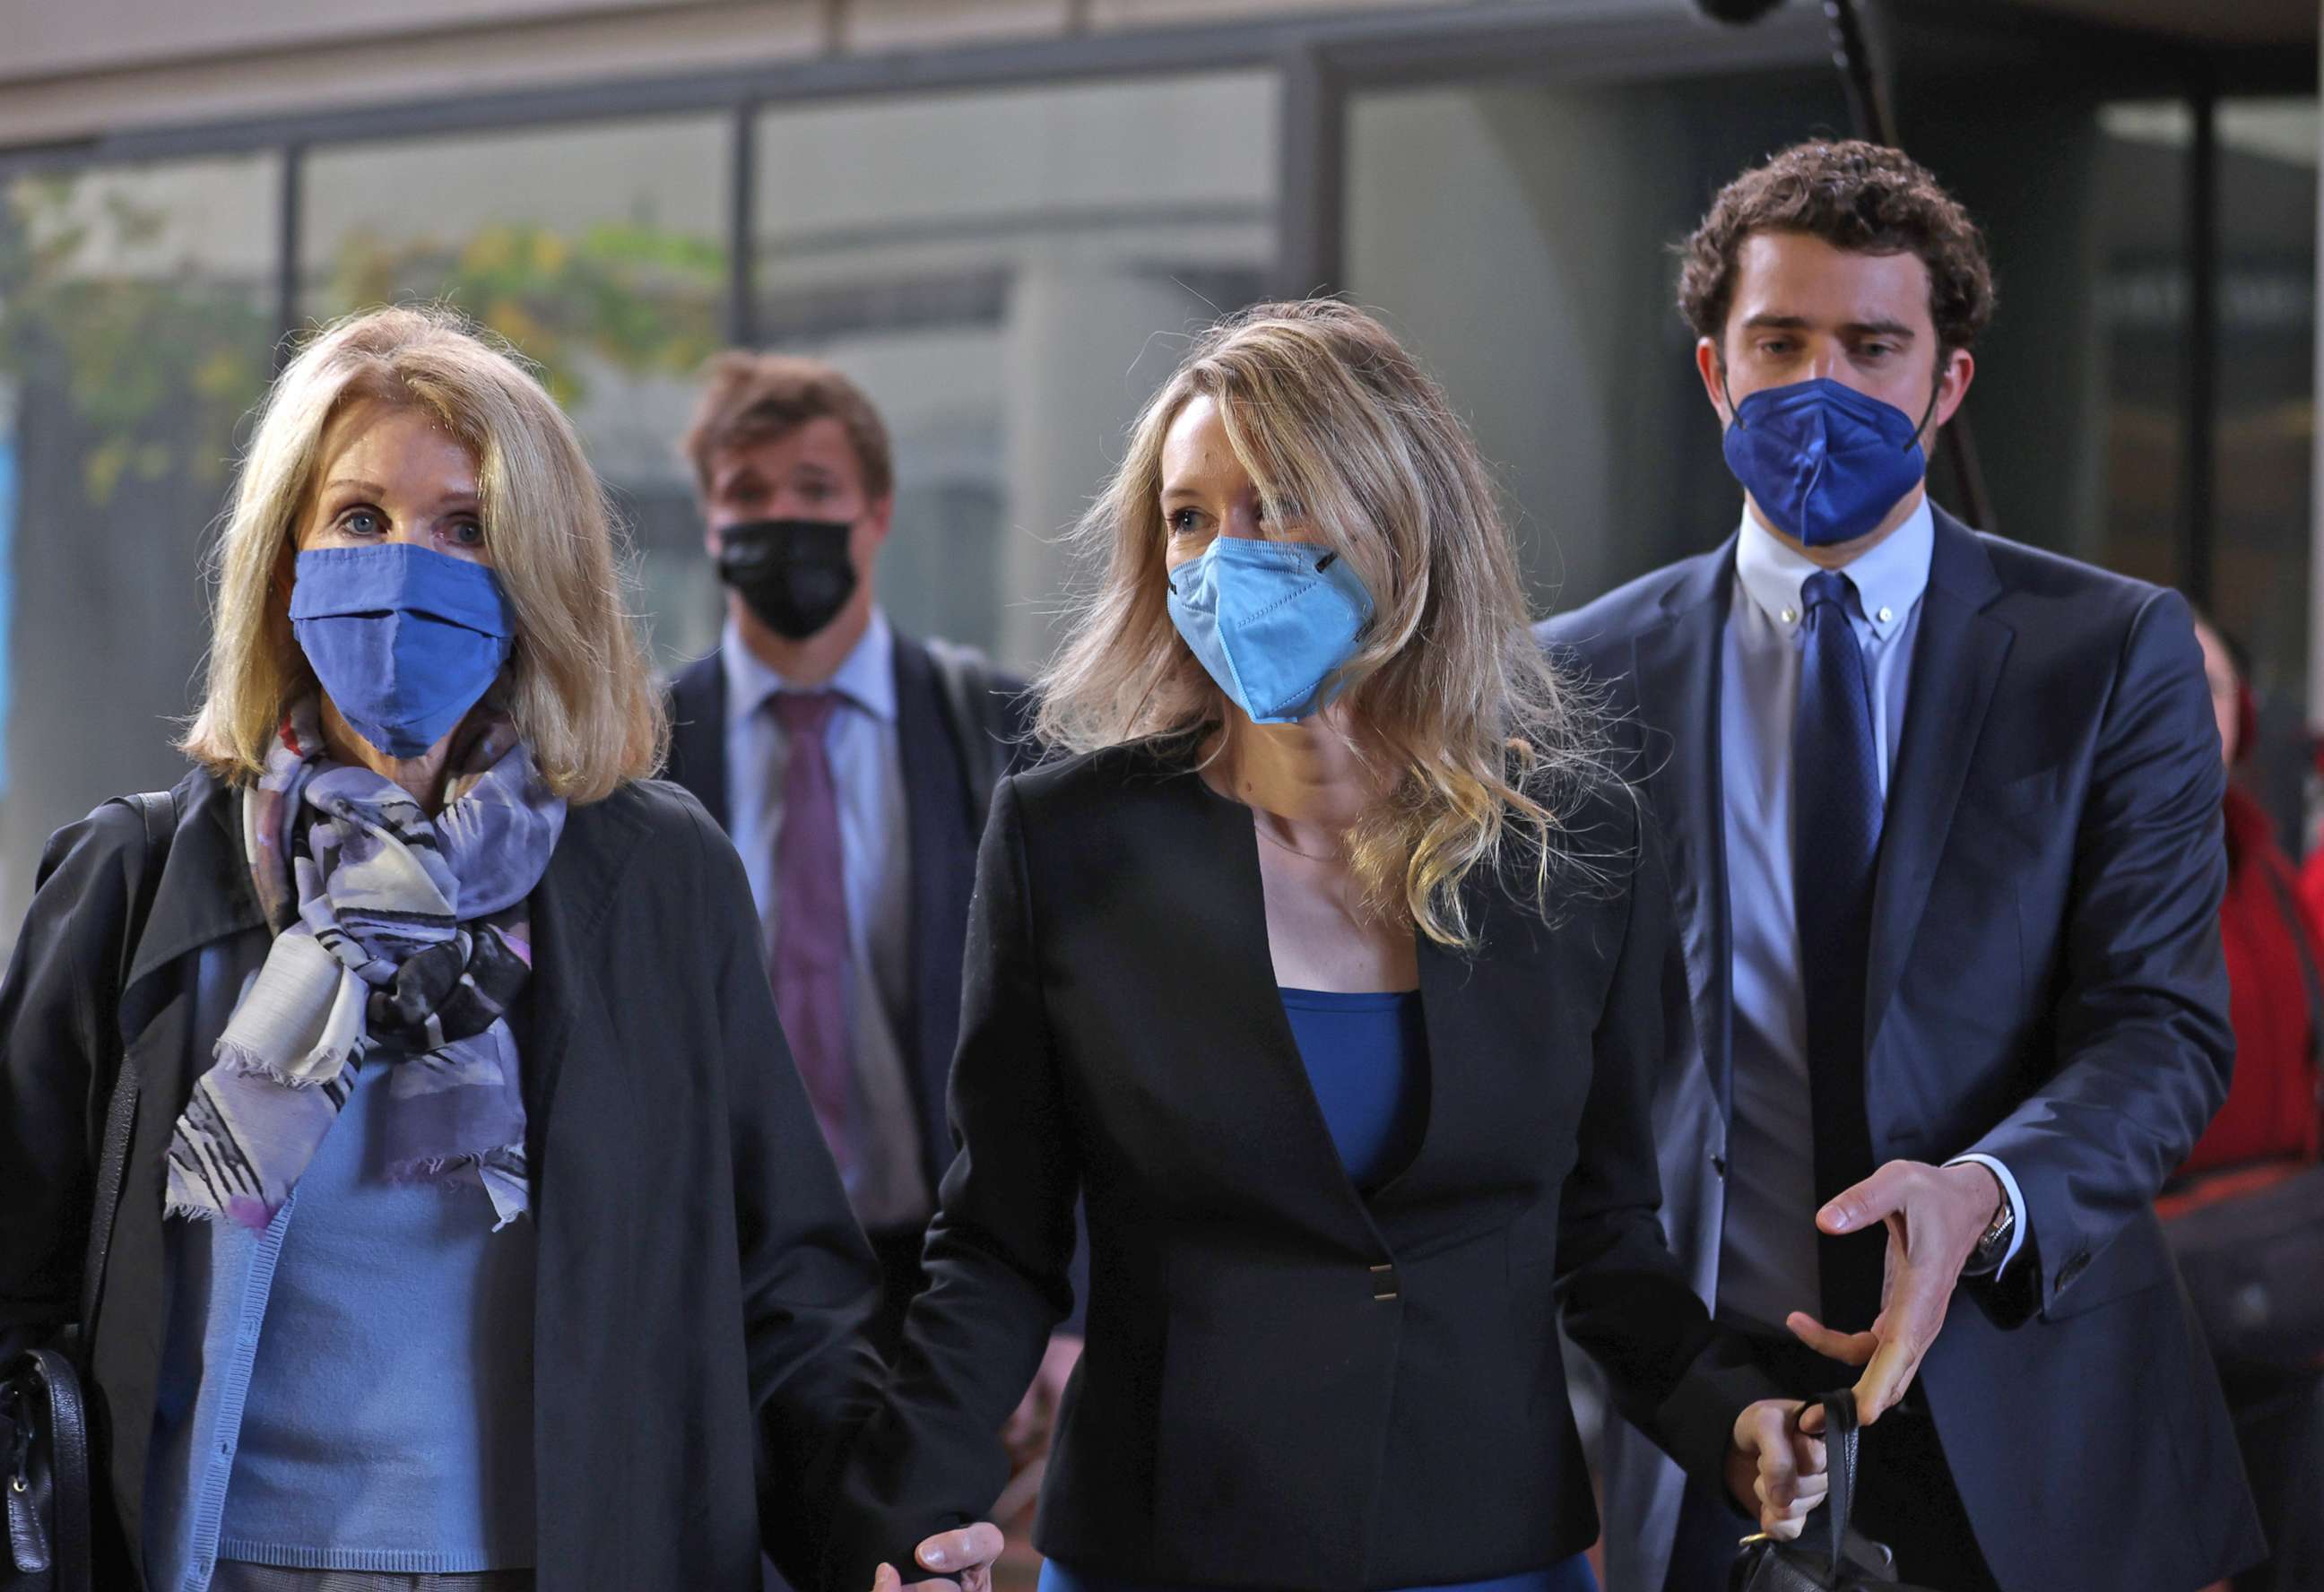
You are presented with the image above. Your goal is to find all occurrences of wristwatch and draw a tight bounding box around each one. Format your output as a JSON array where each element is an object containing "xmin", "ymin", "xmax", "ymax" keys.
[{"xmin": 1967, "ymin": 1187, "xmax": 2016, "ymax": 1275}]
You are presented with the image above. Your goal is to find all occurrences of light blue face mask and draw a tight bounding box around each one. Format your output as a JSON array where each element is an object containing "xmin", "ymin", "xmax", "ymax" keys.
[
  {"xmin": 1166, "ymin": 535, "xmax": 1374, "ymax": 725},
  {"xmin": 290, "ymin": 542, "xmax": 516, "ymax": 758}
]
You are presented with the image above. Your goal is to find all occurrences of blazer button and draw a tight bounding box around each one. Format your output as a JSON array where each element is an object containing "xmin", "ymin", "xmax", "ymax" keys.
[{"xmin": 1369, "ymin": 1262, "xmax": 1399, "ymax": 1302}]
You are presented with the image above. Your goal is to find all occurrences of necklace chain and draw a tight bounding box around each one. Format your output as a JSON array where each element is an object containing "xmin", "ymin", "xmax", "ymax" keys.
[{"xmin": 1253, "ymin": 818, "xmax": 1338, "ymax": 863}]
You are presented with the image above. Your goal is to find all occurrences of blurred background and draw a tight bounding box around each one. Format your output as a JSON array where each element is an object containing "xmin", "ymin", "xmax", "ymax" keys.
[{"xmin": 0, "ymin": 0, "xmax": 2313, "ymax": 939}]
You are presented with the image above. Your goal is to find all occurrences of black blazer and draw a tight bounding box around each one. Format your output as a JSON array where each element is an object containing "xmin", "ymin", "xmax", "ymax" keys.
[
  {"xmin": 0, "ymin": 771, "xmax": 885, "ymax": 1591},
  {"xmin": 1537, "ymin": 510, "xmax": 2266, "ymax": 1592},
  {"xmin": 662, "ymin": 632, "xmax": 1033, "ymax": 1202},
  {"xmin": 824, "ymin": 741, "xmax": 1777, "ymax": 1591}
]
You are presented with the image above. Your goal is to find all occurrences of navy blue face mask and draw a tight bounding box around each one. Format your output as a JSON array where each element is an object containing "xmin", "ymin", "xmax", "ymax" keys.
[
  {"xmin": 1721, "ymin": 375, "xmax": 1940, "ymax": 547},
  {"xmin": 290, "ymin": 542, "xmax": 516, "ymax": 758}
]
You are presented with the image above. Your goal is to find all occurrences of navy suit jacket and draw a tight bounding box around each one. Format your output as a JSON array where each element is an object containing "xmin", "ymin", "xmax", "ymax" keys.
[
  {"xmin": 661, "ymin": 631, "xmax": 1036, "ymax": 1209},
  {"xmin": 1535, "ymin": 508, "xmax": 2264, "ymax": 1592}
]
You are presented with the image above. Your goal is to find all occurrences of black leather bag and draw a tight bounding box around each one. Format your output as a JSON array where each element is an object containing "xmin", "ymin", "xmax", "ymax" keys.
[
  {"xmin": 1, "ymin": 791, "xmax": 176, "ymax": 1592},
  {"xmin": 2162, "ymin": 860, "xmax": 2324, "ymax": 1374},
  {"xmin": 2, "ymin": 1349, "xmax": 91, "ymax": 1592},
  {"xmin": 1730, "ymin": 1391, "xmax": 1938, "ymax": 1592}
]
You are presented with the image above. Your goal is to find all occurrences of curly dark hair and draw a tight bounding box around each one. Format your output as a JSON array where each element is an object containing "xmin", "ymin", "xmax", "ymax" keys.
[{"xmin": 1678, "ymin": 140, "xmax": 1996, "ymax": 360}]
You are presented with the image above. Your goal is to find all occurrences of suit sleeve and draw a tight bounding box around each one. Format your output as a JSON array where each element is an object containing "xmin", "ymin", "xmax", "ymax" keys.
[
  {"xmin": 0, "ymin": 803, "xmax": 146, "ymax": 1364},
  {"xmin": 1556, "ymin": 801, "xmax": 1782, "ymax": 1484},
  {"xmin": 686, "ymin": 804, "xmax": 890, "ymax": 1585},
  {"xmin": 1964, "ymin": 587, "xmax": 2235, "ymax": 1320},
  {"xmin": 823, "ymin": 774, "xmax": 1078, "ymax": 1587}
]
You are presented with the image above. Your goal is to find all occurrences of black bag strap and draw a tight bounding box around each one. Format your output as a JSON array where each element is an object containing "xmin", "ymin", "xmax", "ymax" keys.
[
  {"xmin": 2255, "ymin": 857, "xmax": 2324, "ymax": 1071},
  {"xmin": 1815, "ymin": 1389, "xmax": 1860, "ymax": 1584},
  {"xmin": 74, "ymin": 789, "xmax": 178, "ymax": 1355},
  {"xmin": 924, "ymin": 639, "xmax": 1010, "ymax": 838}
]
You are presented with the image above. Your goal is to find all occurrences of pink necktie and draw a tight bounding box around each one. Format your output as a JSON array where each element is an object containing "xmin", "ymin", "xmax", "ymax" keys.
[{"xmin": 769, "ymin": 691, "xmax": 853, "ymax": 1177}]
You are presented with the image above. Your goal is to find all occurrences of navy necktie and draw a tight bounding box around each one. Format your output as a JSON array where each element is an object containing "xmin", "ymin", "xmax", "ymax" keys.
[{"xmin": 1793, "ymin": 569, "xmax": 1886, "ymax": 1330}]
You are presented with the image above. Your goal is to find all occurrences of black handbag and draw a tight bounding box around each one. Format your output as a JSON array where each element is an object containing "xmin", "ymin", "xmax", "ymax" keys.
[
  {"xmin": 2, "ymin": 790, "xmax": 177, "ymax": 1592},
  {"xmin": 1730, "ymin": 1391, "xmax": 1938, "ymax": 1592},
  {"xmin": 2161, "ymin": 860, "xmax": 2324, "ymax": 1375}
]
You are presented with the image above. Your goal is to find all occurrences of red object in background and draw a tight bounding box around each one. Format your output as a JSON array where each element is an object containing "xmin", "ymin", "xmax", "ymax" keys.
[{"xmin": 2188, "ymin": 785, "xmax": 2324, "ymax": 1177}]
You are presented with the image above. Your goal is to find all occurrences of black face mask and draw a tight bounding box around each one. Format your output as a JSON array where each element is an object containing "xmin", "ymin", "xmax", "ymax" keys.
[{"xmin": 716, "ymin": 518, "xmax": 859, "ymax": 640}]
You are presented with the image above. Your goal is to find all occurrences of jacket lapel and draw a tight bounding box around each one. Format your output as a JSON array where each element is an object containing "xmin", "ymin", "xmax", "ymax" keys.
[
  {"xmin": 520, "ymin": 792, "xmax": 649, "ymax": 1201},
  {"xmin": 123, "ymin": 771, "xmax": 265, "ymax": 999},
  {"xmin": 663, "ymin": 652, "xmax": 729, "ymax": 832},
  {"xmin": 894, "ymin": 632, "xmax": 975, "ymax": 1168},
  {"xmin": 1861, "ymin": 512, "xmax": 2011, "ymax": 1051},
  {"xmin": 1627, "ymin": 546, "xmax": 1737, "ymax": 1122},
  {"xmin": 1169, "ymin": 767, "xmax": 1389, "ymax": 1250}
]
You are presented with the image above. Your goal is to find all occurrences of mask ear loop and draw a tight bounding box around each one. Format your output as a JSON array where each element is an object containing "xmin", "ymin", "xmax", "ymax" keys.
[
  {"xmin": 1907, "ymin": 371, "xmax": 1946, "ymax": 452},
  {"xmin": 1721, "ymin": 364, "xmax": 1745, "ymax": 429}
]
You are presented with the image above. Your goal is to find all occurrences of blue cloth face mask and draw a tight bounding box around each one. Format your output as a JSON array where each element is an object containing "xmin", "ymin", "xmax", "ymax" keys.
[
  {"xmin": 1721, "ymin": 376, "xmax": 1938, "ymax": 547},
  {"xmin": 1166, "ymin": 536, "xmax": 1374, "ymax": 725},
  {"xmin": 290, "ymin": 542, "xmax": 516, "ymax": 758}
]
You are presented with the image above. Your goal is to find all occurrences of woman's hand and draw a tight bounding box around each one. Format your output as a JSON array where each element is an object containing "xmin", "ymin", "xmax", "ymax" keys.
[
  {"xmin": 1728, "ymin": 1398, "xmax": 1830, "ymax": 1540},
  {"xmin": 868, "ymin": 1522, "xmax": 1007, "ymax": 1592}
]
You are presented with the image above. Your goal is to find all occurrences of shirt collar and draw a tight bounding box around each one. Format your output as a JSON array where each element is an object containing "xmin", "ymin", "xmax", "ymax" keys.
[
  {"xmin": 1732, "ymin": 492, "xmax": 1934, "ymax": 641},
  {"xmin": 722, "ymin": 606, "xmax": 897, "ymax": 727}
]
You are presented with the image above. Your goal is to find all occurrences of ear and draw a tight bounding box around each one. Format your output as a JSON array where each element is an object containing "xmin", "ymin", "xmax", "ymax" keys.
[
  {"xmin": 1930, "ymin": 348, "xmax": 1976, "ymax": 434},
  {"xmin": 1695, "ymin": 336, "xmax": 1732, "ymax": 425}
]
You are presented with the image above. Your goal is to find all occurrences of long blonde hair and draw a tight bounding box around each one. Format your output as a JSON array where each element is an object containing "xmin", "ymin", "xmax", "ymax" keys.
[
  {"xmin": 1035, "ymin": 299, "xmax": 1610, "ymax": 948},
  {"xmin": 181, "ymin": 305, "xmax": 665, "ymax": 800}
]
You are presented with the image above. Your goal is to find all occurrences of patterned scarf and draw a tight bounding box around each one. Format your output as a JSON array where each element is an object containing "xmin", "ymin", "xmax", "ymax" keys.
[{"xmin": 166, "ymin": 699, "xmax": 566, "ymax": 1232}]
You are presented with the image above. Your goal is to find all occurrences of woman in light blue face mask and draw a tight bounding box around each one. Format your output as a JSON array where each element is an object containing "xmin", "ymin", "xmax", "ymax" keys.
[
  {"xmin": 829, "ymin": 300, "xmax": 1827, "ymax": 1592},
  {"xmin": 0, "ymin": 305, "xmax": 999, "ymax": 1592}
]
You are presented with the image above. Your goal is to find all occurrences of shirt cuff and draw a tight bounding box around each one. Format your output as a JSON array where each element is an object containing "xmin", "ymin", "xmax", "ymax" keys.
[{"xmin": 1946, "ymin": 1153, "xmax": 2028, "ymax": 1277}]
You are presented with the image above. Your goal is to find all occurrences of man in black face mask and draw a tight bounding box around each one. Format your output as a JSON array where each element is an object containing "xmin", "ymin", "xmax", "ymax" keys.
[{"xmin": 661, "ymin": 354, "xmax": 1083, "ymax": 1477}]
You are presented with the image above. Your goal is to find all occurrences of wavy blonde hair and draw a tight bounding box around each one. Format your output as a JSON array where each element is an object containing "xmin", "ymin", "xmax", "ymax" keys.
[
  {"xmin": 181, "ymin": 305, "xmax": 665, "ymax": 800},
  {"xmin": 1036, "ymin": 299, "xmax": 1611, "ymax": 948}
]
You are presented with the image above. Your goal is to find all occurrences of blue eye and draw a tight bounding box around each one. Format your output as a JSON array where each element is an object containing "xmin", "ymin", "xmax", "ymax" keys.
[
  {"xmin": 450, "ymin": 520, "xmax": 484, "ymax": 547},
  {"xmin": 339, "ymin": 509, "xmax": 382, "ymax": 536}
]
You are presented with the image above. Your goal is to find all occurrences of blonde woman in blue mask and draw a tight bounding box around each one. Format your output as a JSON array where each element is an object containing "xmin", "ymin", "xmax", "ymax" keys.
[
  {"xmin": 829, "ymin": 300, "xmax": 1827, "ymax": 1592},
  {"xmin": 0, "ymin": 305, "xmax": 997, "ymax": 1592}
]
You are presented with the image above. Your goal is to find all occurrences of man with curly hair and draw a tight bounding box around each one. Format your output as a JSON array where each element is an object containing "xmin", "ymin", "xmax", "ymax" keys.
[{"xmin": 1540, "ymin": 141, "xmax": 2262, "ymax": 1591}]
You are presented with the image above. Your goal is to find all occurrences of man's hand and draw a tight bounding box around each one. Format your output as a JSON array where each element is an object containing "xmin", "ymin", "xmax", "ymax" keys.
[
  {"xmin": 1002, "ymin": 1331, "xmax": 1085, "ymax": 1468},
  {"xmin": 1785, "ymin": 1160, "xmax": 2004, "ymax": 1423},
  {"xmin": 1729, "ymin": 1398, "xmax": 1829, "ymax": 1539},
  {"xmin": 868, "ymin": 1522, "xmax": 1006, "ymax": 1592}
]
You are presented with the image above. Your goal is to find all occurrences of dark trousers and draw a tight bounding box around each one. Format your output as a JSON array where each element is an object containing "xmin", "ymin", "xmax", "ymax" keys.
[{"xmin": 1661, "ymin": 1336, "xmax": 2001, "ymax": 1592}]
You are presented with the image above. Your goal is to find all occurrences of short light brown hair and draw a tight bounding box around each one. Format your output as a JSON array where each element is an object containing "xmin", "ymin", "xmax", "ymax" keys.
[
  {"xmin": 1036, "ymin": 299, "xmax": 1610, "ymax": 950},
  {"xmin": 1678, "ymin": 139, "xmax": 1997, "ymax": 359},
  {"xmin": 681, "ymin": 350, "xmax": 894, "ymax": 500},
  {"xmin": 182, "ymin": 305, "xmax": 666, "ymax": 802}
]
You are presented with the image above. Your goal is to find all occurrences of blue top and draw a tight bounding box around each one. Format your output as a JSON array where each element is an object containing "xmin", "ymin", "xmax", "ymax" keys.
[
  {"xmin": 1277, "ymin": 987, "xmax": 1427, "ymax": 1192},
  {"xmin": 147, "ymin": 942, "xmax": 537, "ymax": 1592}
]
